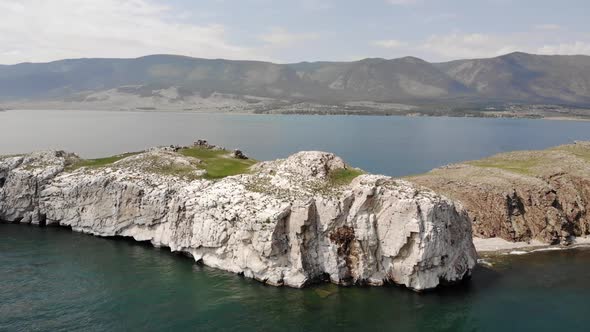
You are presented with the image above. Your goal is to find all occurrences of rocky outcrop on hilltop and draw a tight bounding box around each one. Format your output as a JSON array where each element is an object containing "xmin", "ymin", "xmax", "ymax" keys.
[
  {"xmin": 411, "ymin": 142, "xmax": 590, "ymax": 245},
  {"xmin": 0, "ymin": 147, "xmax": 476, "ymax": 291}
]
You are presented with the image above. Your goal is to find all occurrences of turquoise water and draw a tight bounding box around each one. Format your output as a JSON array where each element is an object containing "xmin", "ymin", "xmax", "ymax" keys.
[
  {"xmin": 1, "ymin": 224, "xmax": 590, "ymax": 332},
  {"xmin": 2, "ymin": 110, "xmax": 590, "ymax": 176}
]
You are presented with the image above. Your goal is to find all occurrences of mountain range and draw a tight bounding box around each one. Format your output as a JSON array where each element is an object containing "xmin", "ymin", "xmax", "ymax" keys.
[{"xmin": 1, "ymin": 52, "xmax": 590, "ymax": 109}]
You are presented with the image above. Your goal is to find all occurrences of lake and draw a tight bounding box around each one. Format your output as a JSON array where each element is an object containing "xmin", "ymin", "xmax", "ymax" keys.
[
  {"xmin": 3, "ymin": 109, "xmax": 590, "ymax": 176},
  {"xmin": 2, "ymin": 110, "xmax": 590, "ymax": 331},
  {"xmin": 1, "ymin": 224, "xmax": 590, "ymax": 332}
]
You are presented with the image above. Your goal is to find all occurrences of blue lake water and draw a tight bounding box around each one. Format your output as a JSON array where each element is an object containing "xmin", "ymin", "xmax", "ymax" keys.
[
  {"xmin": 2, "ymin": 110, "xmax": 590, "ymax": 331},
  {"xmin": 2, "ymin": 109, "xmax": 590, "ymax": 176}
]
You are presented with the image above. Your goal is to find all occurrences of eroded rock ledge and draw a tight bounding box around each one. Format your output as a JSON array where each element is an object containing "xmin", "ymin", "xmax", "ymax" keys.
[{"xmin": 0, "ymin": 146, "xmax": 476, "ymax": 291}]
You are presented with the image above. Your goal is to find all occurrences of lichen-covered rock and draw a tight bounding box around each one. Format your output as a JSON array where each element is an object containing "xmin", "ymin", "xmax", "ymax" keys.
[{"xmin": 0, "ymin": 148, "xmax": 476, "ymax": 291}]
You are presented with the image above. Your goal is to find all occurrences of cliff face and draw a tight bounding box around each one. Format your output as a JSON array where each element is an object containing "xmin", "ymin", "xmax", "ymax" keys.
[
  {"xmin": 0, "ymin": 148, "xmax": 476, "ymax": 291},
  {"xmin": 411, "ymin": 142, "xmax": 590, "ymax": 245}
]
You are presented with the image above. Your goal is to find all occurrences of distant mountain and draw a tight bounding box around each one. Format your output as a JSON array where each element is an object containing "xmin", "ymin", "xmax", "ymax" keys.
[
  {"xmin": 435, "ymin": 52, "xmax": 590, "ymax": 105},
  {"xmin": 1, "ymin": 52, "xmax": 590, "ymax": 107},
  {"xmin": 288, "ymin": 57, "xmax": 470, "ymax": 101}
]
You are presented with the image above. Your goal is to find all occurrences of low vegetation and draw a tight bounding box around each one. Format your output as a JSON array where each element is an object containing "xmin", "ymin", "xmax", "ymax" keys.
[
  {"xmin": 64, "ymin": 148, "xmax": 257, "ymax": 180},
  {"xmin": 554, "ymin": 145, "xmax": 590, "ymax": 162},
  {"xmin": 467, "ymin": 156, "xmax": 541, "ymax": 175},
  {"xmin": 66, "ymin": 152, "xmax": 141, "ymax": 171},
  {"xmin": 328, "ymin": 168, "xmax": 364, "ymax": 186},
  {"xmin": 466, "ymin": 143, "xmax": 590, "ymax": 175},
  {"xmin": 135, "ymin": 155, "xmax": 202, "ymax": 180},
  {"xmin": 179, "ymin": 147, "xmax": 257, "ymax": 179}
]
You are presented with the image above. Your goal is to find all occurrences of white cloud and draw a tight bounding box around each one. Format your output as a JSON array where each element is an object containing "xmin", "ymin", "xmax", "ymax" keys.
[
  {"xmin": 419, "ymin": 33, "xmax": 519, "ymax": 59},
  {"xmin": 259, "ymin": 28, "xmax": 319, "ymax": 48},
  {"xmin": 0, "ymin": 0, "xmax": 263, "ymax": 64},
  {"xmin": 418, "ymin": 31, "xmax": 590, "ymax": 60},
  {"xmin": 372, "ymin": 39, "xmax": 406, "ymax": 48},
  {"xmin": 372, "ymin": 30, "xmax": 590, "ymax": 61},
  {"xmin": 537, "ymin": 41, "xmax": 590, "ymax": 55}
]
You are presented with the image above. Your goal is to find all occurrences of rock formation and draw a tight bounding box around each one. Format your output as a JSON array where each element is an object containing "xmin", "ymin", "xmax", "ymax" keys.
[
  {"xmin": 411, "ymin": 142, "xmax": 590, "ymax": 245},
  {"xmin": 0, "ymin": 147, "xmax": 476, "ymax": 291}
]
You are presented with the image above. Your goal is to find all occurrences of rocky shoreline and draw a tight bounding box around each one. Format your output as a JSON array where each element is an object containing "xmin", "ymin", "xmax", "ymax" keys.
[
  {"xmin": 0, "ymin": 142, "xmax": 476, "ymax": 292},
  {"xmin": 3, "ymin": 141, "xmax": 588, "ymax": 291},
  {"xmin": 411, "ymin": 141, "xmax": 590, "ymax": 248}
]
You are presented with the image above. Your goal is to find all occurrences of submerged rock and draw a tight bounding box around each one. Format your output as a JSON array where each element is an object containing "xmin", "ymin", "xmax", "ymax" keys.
[{"xmin": 0, "ymin": 148, "xmax": 476, "ymax": 291}]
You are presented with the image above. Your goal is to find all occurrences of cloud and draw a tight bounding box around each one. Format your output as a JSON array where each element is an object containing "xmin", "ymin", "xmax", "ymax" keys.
[
  {"xmin": 537, "ymin": 41, "xmax": 590, "ymax": 55},
  {"xmin": 371, "ymin": 30, "xmax": 590, "ymax": 61},
  {"xmin": 259, "ymin": 27, "xmax": 319, "ymax": 48},
  {"xmin": 0, "ymin": 0, "xmax": 263, "ymax": 64},
  {"xmin": 419, "ymin": 33, "xmax": 519, "ymax": 59},
  {"xmin": 372, "ymin": 39, "xmax": 407, "ymax": 48},
  {"xmin": 418, "ymin": 32, "xmax": 590, "ymax": 60}
]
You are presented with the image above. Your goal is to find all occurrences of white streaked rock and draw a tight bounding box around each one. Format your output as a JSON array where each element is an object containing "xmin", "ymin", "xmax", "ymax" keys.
[{"xmin": 0, "ymin": 149, "xmax": 476, "ymax": 291}]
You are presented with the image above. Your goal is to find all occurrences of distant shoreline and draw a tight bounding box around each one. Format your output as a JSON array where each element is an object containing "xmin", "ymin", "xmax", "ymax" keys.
[{"xmin": 3, "ymin": 106, "xmax": 590, "ymax": 122}]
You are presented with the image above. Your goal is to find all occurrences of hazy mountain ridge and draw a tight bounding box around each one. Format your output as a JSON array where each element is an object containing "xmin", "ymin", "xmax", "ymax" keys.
[
  {"xmin": 436, "ymin": 52, "xmax": 590, "ymax": 105},
  {"xmin": 2, "ymin": 52, "xmax": 590, "ymax": 108}
]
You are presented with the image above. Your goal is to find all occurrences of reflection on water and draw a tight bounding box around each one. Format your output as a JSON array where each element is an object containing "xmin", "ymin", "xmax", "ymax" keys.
[
  {"xmin": 1, "ymin": 224, "xmax": 590, "ymax": 331},
  {"xmin": 3, "ymin": 110, "xmax": 590, "ymax": 176}
]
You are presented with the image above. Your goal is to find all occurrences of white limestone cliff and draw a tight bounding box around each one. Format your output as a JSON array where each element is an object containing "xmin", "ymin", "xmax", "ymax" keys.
[{"xmin": 0, "ymin": 148, "xmax": 476, "ymax": 291}]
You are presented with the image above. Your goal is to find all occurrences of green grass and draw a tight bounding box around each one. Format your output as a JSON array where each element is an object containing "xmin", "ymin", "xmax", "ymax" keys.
[
  {"xmin": 66, "ymin": 152, "xmax": 141, "ymax": 171},
  {"xmin": 179, "ymin": 147, "xmax": 257, "ymax": 179},
  {"xmin": 328, "ymin": 168, "xmax": 364, "ymax": 186},
  {"xmin": 467, "ymin": 157, "xmax": 540, "ymax": 175},
  {"xmin": 64, "ymin": 148, "xmax": 257, "ymax": 180}
]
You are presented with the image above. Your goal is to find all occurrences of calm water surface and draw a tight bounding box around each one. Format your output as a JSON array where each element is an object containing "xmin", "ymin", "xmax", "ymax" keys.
[
  {"xmin": 3, "ymin": 109, "xmax": 590, "ymax": 176},
  {"xmin": 2, "ymin": 110, "xmax": 590, "ymax": 331}
]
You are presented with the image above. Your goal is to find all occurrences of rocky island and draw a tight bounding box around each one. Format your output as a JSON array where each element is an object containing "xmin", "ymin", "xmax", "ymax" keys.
[
  {"xmin": 0, "ymin": 141, "xmax": 476, "ymax": 292},
  {"xmin": 4, "ymin": 140, "xmax": 588, "ymax": 291}
]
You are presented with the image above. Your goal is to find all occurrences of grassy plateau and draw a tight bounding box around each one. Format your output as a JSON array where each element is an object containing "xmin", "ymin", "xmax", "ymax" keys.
[{"xmin": 178, "ymin": 147, "xmax": 257, "ymax": 179}]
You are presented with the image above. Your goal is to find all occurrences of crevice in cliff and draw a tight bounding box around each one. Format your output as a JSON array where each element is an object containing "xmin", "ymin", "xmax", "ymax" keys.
[
  {"xmin": 300, "ymin": 202, "xmax": 322, "ymax": 281},
  {"xmin": 329, "ymin": 225, "xmax": 359, "ymax": 284},
  {"xmin": 38, "ymin": 213, "xmax": 47, "ymax": 227},
  {"xmin": 506, "ymin": 191, "xmax": 526, "ymax": 217},
  {"xmin": 270, "ymin": 213, "xmax": 291, "ymax": 259}
]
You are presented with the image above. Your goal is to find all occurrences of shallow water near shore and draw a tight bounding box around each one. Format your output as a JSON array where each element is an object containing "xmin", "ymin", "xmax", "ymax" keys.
[{"xmin": 1, "ymin": 224, "xmax": 590, "ymax": 331}]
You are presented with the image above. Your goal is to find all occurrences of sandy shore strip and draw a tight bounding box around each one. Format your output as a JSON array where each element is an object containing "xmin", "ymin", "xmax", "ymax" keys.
[{"xmin": 474, "ymin": 236, "xmax": 590, "ymax": 255}]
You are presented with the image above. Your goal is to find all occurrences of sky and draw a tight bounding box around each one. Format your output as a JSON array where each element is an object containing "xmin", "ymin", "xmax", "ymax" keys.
[{"xmin": 0, "ymin": 0, "xmax": 589, "ymax": 64}]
